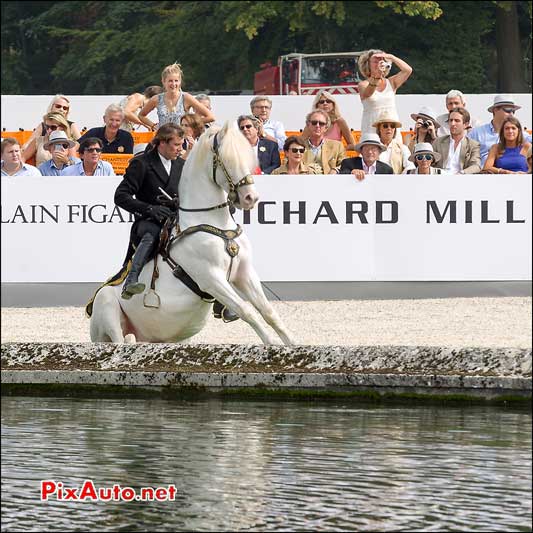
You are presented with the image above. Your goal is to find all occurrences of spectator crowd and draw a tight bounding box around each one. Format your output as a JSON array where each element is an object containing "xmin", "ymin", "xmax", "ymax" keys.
[{"xmin": 2, "ymin": 56, "xmax": 532, "ymax": 178}]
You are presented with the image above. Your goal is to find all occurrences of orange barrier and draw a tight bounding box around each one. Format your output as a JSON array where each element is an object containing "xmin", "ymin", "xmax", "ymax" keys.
[
  {"xmin": 1, "ymin": 130, "xmax": 34, "ymax": 145},
  {"xmin": 132, "ymin": 131, "xmax": 155, "ymax": 144},
  {"xmin": 100, "ymin": 153, "xmax": 133, "ymax": 175}
]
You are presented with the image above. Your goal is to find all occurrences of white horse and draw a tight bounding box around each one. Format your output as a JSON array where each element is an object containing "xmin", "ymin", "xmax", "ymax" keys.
[{"xmin": 90, "ymin": 122, "xmax": 294, "ymax": 346}]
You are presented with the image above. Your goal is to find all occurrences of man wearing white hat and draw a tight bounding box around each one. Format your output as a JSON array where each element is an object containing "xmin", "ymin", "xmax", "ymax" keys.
[
  {"xmin": 38, "ymin": 130, "xmax": 80, "ymax": 176},
  {"xmin": 339, "ymin": 133, "xmax": 393, "ymax": 180},
  {"xmin": 468, "ymin": 95, "xmax": 527, "ymax": 165}
]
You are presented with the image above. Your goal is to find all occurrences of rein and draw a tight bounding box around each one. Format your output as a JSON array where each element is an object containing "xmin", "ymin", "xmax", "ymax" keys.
[{"xmin": 178, "ymin": 132, "xmax": 254, "ymax": 213}]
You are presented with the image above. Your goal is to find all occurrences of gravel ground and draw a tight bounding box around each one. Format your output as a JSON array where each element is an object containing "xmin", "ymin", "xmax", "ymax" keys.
[{"xmin": 1, "ymin": 297, "xmax": 531, "ymax": 348}]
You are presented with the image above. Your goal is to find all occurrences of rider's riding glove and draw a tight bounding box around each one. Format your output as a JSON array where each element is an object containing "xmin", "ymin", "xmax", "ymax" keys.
[{"xmin": 147, "ymin": 205, "xmax": 172, "ymax": 223}]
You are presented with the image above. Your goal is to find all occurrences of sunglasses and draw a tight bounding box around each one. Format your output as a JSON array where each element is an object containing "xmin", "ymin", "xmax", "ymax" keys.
[
  {"xmin": 318, "ymin": 99, "xmax": 333, "ymax": 105},
  {"xmin": 415, "ymin": 154, "xmax": 434, "ymax": 161},
  {"xmin": 381, "ymin": 123, "xmax": 397, "ymax": 129},
  {"xmin": 45, "ymin": 124, "xmax": 59, "ymax": 130},
  {"xmin": 85, "ymin": 147, "xmax": 102, "ymax": 153},
  {"xmin": 52, "ymin": 143, "xmax": 70, "ymax": 150},
  {"xmin": 290, "ymin": 147, "xmax": 305, "ymax": 154},
  {"xmin": 253, "ymin": 105, "xmax": 271, "ymax": 110},
  {"xmin": 54, "ymin": 104, "xmax": 69, "ymax": 111},
  {"xmin": 500, "ymin": 107, "xmax": 516, "ymax": 114},
  {"xmin": 239, "ymin": 124, "xmax": 254, "ymax": 130},
  {"xmin": 309, "ymin": 120, "xmax": 327, "ymax": 127}
]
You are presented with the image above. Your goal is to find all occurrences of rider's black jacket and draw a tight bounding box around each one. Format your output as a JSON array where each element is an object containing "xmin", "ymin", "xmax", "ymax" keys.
[{"xmin": 114, "ymin": 146, "xmax": 184, "ymax": 222}]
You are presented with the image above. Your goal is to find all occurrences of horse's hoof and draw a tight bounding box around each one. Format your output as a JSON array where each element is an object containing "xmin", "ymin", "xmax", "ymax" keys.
[{"xmin": 124, "ymin": 334, "xmax": 136, "ymax": 344}]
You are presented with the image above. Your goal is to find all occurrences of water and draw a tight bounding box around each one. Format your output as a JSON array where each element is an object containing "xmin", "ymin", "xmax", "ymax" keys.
[{"xmin": 1, "ymin": 397, "xmax": 531, "ymax": 532}]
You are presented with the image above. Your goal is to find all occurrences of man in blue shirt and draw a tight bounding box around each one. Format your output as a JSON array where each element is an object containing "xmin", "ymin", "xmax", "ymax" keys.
[
  {"xmin": 468, "ymin": 94, "xmax": 531, "ymax": 166},
  {"xmin": 38, "ymin": 130, "xmax": 80, "ymax": 176},
  {"xmin": 77, "ymin": 104, "xmax": 134, "ymax": 154},
  {"xmin": 1, "ymin": 137, "xmax": 41, "ymax": 177},
  {"xmin": 61, "ymin": 138, "xmax": 115, "ymax": 176}
]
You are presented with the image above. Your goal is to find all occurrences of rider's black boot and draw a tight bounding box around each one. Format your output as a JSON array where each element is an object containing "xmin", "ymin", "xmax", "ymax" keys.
[
  {"xmin": 213, "ymin": 300, "xmax": 240, "ymax": 323},
  {"xmin": 121, "ymin": 233, "xmax": 156, "ymax": 300}
]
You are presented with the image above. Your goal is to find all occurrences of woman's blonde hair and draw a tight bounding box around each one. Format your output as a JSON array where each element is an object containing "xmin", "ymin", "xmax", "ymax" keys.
[
  {"xmin": 42, "ymin": 112, "xmax": 73, "ymax": 138},
  {"xmin": 161, "ymin": 63, "xmax": 183, "ymax": 83},
  {"xmin": 358, "ymin": 49, "xmax": 385, "ymax": 79},
  {"xmin": 46, "ymin": 94, "xmax": 71, "ymax": 116},
  {"xmin": 312, "ymin": 90, "xmax": 341, "ymax": 121}
]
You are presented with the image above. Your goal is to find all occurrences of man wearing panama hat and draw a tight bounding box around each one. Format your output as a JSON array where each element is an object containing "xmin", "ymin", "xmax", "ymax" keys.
[
  {"xmin": 373, "ymin": 112, "xmax": 415, "ymax": 174},
  {"xmin": 38, "ymin": 130, "xmax": 80, "ymax": 176},
  {"xmin": 339, "ymin": 133, "xmax": 393, "ymax": 180},
  {"xmin": 468, "ymin": 94, "xmax": 530, "ymax": 165}
]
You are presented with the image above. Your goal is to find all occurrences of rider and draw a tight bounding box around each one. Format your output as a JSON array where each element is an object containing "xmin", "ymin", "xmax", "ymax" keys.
[{"xmin": 114, "ymin": 123, "xmax": 238, "ymax": 322}]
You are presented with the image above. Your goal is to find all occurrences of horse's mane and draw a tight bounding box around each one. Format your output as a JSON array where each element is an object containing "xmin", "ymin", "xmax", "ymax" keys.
[{"xmin": 190, "ymin": 122, "xmax": 256, "ymax": 173}]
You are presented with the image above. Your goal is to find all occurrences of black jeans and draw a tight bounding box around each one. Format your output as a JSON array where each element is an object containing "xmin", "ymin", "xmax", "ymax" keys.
[{"xmin": 132, "ymin": 219, "xmax": 161, "ymax": 247}]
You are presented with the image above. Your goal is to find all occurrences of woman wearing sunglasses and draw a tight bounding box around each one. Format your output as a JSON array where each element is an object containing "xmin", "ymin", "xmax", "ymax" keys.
[
  {"xmin": 272, "ymin": 136, "xmax": 321, "ymax": 175},
  {"xmin": 22, "ymin": 95, "xmax": 81, "ymax": 155},
  {"xmin": 483, "ymin": 116, "xmax": 531, "ymax": 174},
  {"xmin": 358, "ymin": 49, "xmax": 412, "ymax": 142},
  {"xmin": 22, "ymin": 112, "xmax": 78, "ymax": 167},
  {"xmin": 406, "ymin": 143, "xmax": 443, "ymax": 175},
  {"xmin": 300, "ymin": 91, "xmax": 356, "ymax": 151}
]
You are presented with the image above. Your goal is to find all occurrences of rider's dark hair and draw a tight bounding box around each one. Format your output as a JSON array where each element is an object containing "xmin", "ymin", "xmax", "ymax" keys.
[{"xmin": 151, "ymin": 123, "xmax": 185, "ymax": 147}]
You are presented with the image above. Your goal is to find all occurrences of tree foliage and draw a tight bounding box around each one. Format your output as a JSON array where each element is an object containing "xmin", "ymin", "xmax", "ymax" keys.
[{"xmin": 1, "ymin": 0, "xmax": 530, "ymax": 94}]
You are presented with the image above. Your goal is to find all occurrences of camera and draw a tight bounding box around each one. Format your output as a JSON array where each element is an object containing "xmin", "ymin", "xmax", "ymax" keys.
[{"xmin": 421, "ymin": 120, "xmax": 431, "ymax": 129}]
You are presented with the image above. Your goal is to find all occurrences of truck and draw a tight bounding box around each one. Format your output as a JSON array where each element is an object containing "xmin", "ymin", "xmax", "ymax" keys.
[{"xmin": 254, "ymin": 52, "xmax": 363, "ymax": 95}]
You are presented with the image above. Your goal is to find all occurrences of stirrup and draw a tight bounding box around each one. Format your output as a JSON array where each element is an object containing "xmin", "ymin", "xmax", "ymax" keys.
[{"xmin": 213, "ymin": 304, "xmax": 240, "ymax": 323}]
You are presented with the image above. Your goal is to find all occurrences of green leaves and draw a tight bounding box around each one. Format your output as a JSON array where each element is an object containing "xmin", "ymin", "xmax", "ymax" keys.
[{"xmin": 1, "ymin": 0, "xmax": 530, "ymax": 94}]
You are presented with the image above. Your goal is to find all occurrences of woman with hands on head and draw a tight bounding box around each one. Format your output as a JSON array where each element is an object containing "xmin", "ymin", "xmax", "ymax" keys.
[
  {"xmin": 138, "ymin": 63, "xmax": 215, "ymax": 131},
  {"xmin": 358, "ymin": 50, "xmax": 412, "ymax": 142},
  {"xmin": 22, "ymin": 112, "xmax": 77, "ymax": 167}
]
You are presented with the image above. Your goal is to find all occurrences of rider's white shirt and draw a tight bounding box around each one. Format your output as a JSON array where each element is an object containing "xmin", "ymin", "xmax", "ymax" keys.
[{"xmin": 158, "ymin": 152, "xmax": 172, "ymax": 175}]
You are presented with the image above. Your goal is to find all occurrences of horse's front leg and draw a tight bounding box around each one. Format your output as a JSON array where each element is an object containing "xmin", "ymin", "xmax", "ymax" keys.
[
  {"xmin": 232, "ymin": 265, "xmax": 295, "ymax": 346},
  {"xmin": 200, "ymin": 274, "xmax": 278, "ymax": 345}
]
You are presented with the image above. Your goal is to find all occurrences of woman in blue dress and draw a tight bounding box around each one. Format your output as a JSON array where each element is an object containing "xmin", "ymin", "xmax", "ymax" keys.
[
  {"xmin": 138, "ymin": 63, "xmax": 215, "ymax": 131},
  {"xmin": 483, "ymin": 116, "xmax": 531, "ymax": 174}
]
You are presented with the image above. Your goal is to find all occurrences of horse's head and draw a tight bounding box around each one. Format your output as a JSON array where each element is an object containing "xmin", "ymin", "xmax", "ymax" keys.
[{"xmin": 210, "ymin": 122, "xmax": 259, "ymax": 210}]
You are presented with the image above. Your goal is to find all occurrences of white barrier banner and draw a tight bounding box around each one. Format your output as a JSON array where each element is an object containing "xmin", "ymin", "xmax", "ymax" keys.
[{"xmin": 1, "ymin": 175, "xmax": 531, "ymax": 283}]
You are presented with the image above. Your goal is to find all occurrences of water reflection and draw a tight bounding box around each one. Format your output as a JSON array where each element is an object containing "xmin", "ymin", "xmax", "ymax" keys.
[{"xmin": 2, "ymin": 397, "xmax": 531, "ymax": 532}]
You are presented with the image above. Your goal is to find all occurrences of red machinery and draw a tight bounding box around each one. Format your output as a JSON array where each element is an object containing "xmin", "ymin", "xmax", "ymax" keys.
[{"xmin": 254, "ymin": 52, "xmax": 363, "ymax": 95}]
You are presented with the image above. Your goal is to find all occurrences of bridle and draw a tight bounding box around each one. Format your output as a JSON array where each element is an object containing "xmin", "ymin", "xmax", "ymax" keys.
[{"xmin": 179, "ymin": 132, "xmax": 255, "ymax": 213}]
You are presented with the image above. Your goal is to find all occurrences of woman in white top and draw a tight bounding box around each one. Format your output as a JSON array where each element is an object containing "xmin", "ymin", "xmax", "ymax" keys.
[
  {"xmin": 373, "ymin": 112, "xmax": 415, "ymax": 174},
  {"xmin": 358, "ymin": 50, "xmax": 412, "ymax": 142},
  {"xmin": 138, "ymin": 63, "xmax": 214, "ymax": 130}
]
